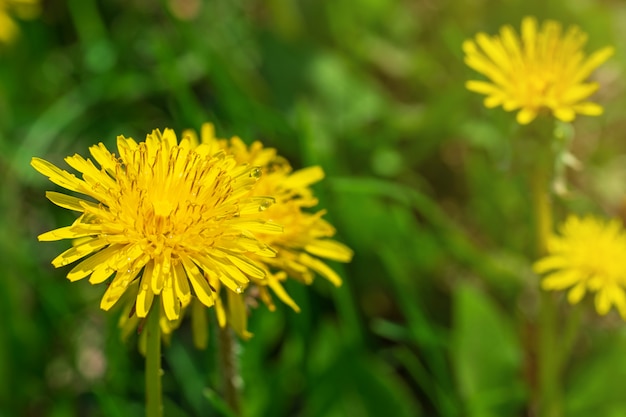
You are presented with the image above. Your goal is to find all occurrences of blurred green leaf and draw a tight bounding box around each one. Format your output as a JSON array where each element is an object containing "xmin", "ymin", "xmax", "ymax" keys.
[
  {"xmin": 451, "ymin": 284, "xmax": 526, "ymax": 417},
  {"xmin": 566, "ymin": 330, "xmax": 626, "ymax": 417}
]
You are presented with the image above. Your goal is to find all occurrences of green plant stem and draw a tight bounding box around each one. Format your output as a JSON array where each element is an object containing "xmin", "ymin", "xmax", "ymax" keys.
[
  {"xmin": 146, "ymin": 302, "xmax": 163, "ymax": 417},
  {"xmin": 531, "ymin": 152, "xmax": 561, "ymax": 417},
  {"xmin": 219, "ymin": 325, "xmax": 241, "ymax": 416}
]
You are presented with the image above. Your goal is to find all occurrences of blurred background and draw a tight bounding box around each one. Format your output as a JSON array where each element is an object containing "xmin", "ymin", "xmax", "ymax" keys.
[{"xmin": 2, "ymin": 0, "xmax": 626, "ymax": 416}]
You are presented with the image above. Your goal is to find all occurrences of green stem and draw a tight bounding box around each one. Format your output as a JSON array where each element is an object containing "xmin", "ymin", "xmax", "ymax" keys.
[
  {"xmin": 146, "ymin": 302, "xmax": 163, "ymax": 417},
  {"xmin": 218, "ymin": 325, "xmax": 241, "ymax": 416},
  {"xmin": 531, "ymin": 148, "xmax": 562, "ymax": 417}
]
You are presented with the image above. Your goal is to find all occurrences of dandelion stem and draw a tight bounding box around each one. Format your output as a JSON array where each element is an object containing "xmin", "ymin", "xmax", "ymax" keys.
[
  {"xmin": 531, "ymin": 140, "xmax": 562, "ymax": 417},
  {"xmin": 218, "ymin": 325, "xmax": 241, "ymax": 416},
  {"xmin": 146, "ymin": 302, "xmax": 162, "ymax": 417}
]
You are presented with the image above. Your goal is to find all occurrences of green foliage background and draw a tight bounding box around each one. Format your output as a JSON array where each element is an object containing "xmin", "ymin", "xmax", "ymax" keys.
[{"xmin": 2, "ymin": 0, "xmax": 626, "ymax": 416}]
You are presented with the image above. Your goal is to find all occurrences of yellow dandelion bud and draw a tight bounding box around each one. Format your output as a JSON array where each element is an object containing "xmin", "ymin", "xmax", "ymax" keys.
[
  {"xmin": 32, "ymin": 127, "xmax": 281, "ymax": 322},
  {"xmin": 534, "ymin": 215, "xmax": 626, "ymax": 319},
  {"xmin": 464, "ymin": 16, "xmax": 613, "ymax": 124}
]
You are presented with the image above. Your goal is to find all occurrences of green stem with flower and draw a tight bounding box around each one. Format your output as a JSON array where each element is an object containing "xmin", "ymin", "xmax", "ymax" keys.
[{"xmin": 528, "ymin": 120, "xmax": 562, "ymax": 417}]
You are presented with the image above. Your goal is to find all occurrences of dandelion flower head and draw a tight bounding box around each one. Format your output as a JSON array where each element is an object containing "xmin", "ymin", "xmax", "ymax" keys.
[
  {"xmin": 463, "ymin": 16, "xmax": 614, "ymax": 124},
  {"xmin": 32, "ymin": 128, "xmax": 282, "ymax": 322},
  {"xmin": 183, "ymin": 123, "xmax": 354, "ymax": 314},
  {"xmin": 534, "ymin": 215, "xmax": 626, "ymax": 319}
]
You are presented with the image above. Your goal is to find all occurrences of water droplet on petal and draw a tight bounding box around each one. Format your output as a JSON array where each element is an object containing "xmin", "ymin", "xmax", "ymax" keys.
[
  {"xmin": 235, "ymin": 286, "xmax": 244, "ymax": 294},
  {"xmin": 249, "ymin": 168, "xmax": 261, "ymax": 179},
  {"xmin": 258, "ymin": 199, "xmax": 272, "ymax": 212}
]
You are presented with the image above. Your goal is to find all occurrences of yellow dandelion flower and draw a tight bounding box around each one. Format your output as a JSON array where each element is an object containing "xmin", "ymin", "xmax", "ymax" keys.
[
  {"xmin": 463, "ymin": 16, "xmax": 614, "ymax": 124},
  {"xmin": 534, "ymin": 215, "xmax": 626, "ymax": 318},
  {"xmin": 0, "ymin": 0, "xmax": 40, "ymax": 44},
  {"xmin": 32, "ymin": 127, "xmax": 282, "ymax": 322},
  {"xmin": 184, "ymin": 123, "xmax": 354, "ymax": 314}
]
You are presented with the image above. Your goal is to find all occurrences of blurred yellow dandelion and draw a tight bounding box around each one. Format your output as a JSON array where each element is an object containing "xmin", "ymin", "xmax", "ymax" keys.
[
  {"xmin": 184, "ymin": 123, "xmax": 353, "ymax": 314},
  {"xmin": 0, "ymin": 0, "xmax": 40, "ymax": 44},
  {"xmin": 534, "ymin": 215, "xmax": 626, "ymax": 318},
  {"xmin": 463, "ymin": 16, "xmax": 614, "ymax": 124},
  {"xmin": 32, "ymin": 128, "xmax": 282, "ymax": 322}
]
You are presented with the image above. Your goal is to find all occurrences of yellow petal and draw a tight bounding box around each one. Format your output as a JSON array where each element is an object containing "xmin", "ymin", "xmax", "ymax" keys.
[
  {"xmin": 181, "ymin": 255, "xmax": 216, "ymax": 308},
  {"xmin": 298, "ymin": 253, "xmax": 343, "ymax": 286},
  {"xmin": 229, "ymin": 219, "xmax": 283, "ymax": 234},
  {"xmin": 45, "ymin": 191, "xmax": 98, "ymax": 212},
  {"xmin": 521, "ymin": 16, "xmax": 538, "ymax": 59},
  {"xmin": 268, "ymin": 274, "xmax": 300, "ymax": 312},
  {"xmin": 116, "ymin": 136, "xmax": 139, "ymax": 164},
  {"xmin": 64, "ymin": 154, "xmax": 116, "ymax": 190},
  {"xmin": 38, "ymin": 226, "xmax": 93, "ymax": 242},
  {"xmin": 567, "ymin": 282, "xmax": 587, "ymax": 304},
  {"xmin": 223, "ymin": 253, "xmax": 266, "ymax": 279},
  {"xmin": 595, "ymin": 288, "xmax": 611, "ymax": 315},
  {"xmin": 305, "ymin": 239, "xmax": 353, "ymax": 262},
  {"xmin": 88, "ymin": 143, "xmax": 118, "ymax": 175},
  {"xmin": 162, "ymin": 275, "xmax": 180, "ymax": 321},
  {"xmin": 562, "ymin": 83, "xmax": 598, "ymax": 103},
  {"xmin": 89, "ymin": 263, "xmax": 115, "ymax": 284},
  {"xmin": 31, "ymin": 157, "xmax": 85, "ymax": 193},
  {"xmin": 533, "ymin": 256, "xmax": 565, "ymax": 274},
  {"xmin": 151, "ymin": 256, "xmax": 165, "ymax": 294},
  {"xmin": 553, "ymin": 107, "xmax": 576, "ymax": 122},
  {"xmin": 213, "ymin": 259, "xmax": 249, "ymax": 293},
  {"xmin": 281, "ymin": 166, "xmax": 325, "ymax": 189},
  {"xmin": 100, "ymin": 269, "xmax": 138, "ymax": 311},
  {"xmin": 191, "ymin": 298, "xmax": 208, "ymax": 349},
  {"xmin": 215, "ymin": 294, "xmax": 227, "ymax": 328},
  {"xmin": 227, "ymin": 290, "xmax": 252, "ymax": 340},
  {"xmin": 466, "ymin": 80, "xmax": 501, "ymax": 95},
  {"xmin": 572, "ymin": 46, "xmax": 614, "ymax": 84},
  {"xmin": 475, "ymin": 32, "xmax": 511, "ymax": 73},
  {"xmin": 66, "ymin": 244, "xmax": 124, "ymax": 281},
  {"xmin": 516, "ymin": 108, "xmax": 537, "ymax": 125},
  {"xmin": 573, "ymin": 102, "xmax": 603, "ymax": 116},
  {"xmin": 52, "ymin": 238, "xmax": 108, "ymax": 267},
  {"xmin": 136, "ymin": 274, "xmax": 155, "ymax": 318},
  {"xmin": 542, "ymin": 269, "xmax": 582, "ymax": 290},
  {"xmin": 173, "ymin": 262, "xmax": 191, "ymax": 307}
]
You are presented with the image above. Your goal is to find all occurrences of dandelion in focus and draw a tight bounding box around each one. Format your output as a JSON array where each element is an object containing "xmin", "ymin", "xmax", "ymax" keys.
[
  {"xmin": 0, "ymin": 0, "xmax": 40, "ymax": 44},
  {"xmin": 31, "ymin": 128, "xmax": 281, "ymax": 322},
  {"xmin": 534, "ymin": 215, "xmax": 626, "ymax": 318},
  {"xmin": 463, "ymin": 16, "xmax": 613, "ymax": 124}
]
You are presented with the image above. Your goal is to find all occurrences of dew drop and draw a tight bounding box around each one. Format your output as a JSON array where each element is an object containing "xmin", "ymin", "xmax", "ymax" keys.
[
  {"xmin": 258, "ymin": 199, "xmax": 272, "ymax": 212},
  {"xmin": 249, "ymin": 167, "xmax": 262, "ymax": 179},
  {"xmin": 235, "ymin": 286, "xmax": 244, "ymax": 294}
]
